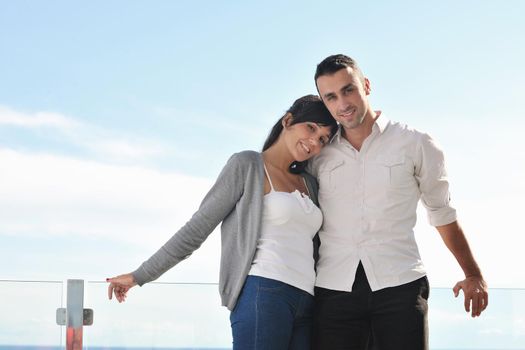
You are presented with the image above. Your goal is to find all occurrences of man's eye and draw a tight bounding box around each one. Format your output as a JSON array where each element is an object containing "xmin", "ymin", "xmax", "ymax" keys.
[{"xmin": 308, "ymin": 124, "xmax": 315, "ymax": 131}]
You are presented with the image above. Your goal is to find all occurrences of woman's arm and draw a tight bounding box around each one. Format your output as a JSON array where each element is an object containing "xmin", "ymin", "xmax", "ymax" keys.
[{"xmin": 107, "ymin": 152, "xmax": 250, "ymax": 301}]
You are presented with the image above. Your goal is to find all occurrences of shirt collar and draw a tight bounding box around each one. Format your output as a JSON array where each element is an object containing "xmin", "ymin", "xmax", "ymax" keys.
[
  {"xmin": 375, "ymin": 111, "xmax": 389, "ymax": 133},
  {"xmin": 331, "ymin": 126, "xmax": 343, "ymax": 144}
]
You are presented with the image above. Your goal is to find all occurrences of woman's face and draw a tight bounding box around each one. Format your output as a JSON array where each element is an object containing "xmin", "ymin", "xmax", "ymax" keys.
[{"xmin": 284, "ymin": 121, "xmax": 332, "ymax": 161}]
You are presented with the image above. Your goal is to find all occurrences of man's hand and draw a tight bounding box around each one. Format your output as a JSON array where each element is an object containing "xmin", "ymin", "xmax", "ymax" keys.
[
  {"xmin": 436, "ymin": 221, "xmax": 488, "ymax": 318},
  {"xmin": 453, "ymin": 275, "xmax": 488, "ymax": 317}
]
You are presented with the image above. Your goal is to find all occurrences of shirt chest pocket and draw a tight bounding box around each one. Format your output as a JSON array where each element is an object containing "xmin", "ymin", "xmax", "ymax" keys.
[
  {"xmin": 373, "ymin": 155, "xmax": 414, "ymax": 188},
  {"xmin": 318, "ymin": 159, "xmax": 346, "ymax": 196}
]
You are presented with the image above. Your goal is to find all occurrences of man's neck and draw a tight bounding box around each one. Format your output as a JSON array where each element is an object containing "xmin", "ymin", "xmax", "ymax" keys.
[{"xmin": 342, "ymin": 110, "xmax": 381, "ymax": 151}]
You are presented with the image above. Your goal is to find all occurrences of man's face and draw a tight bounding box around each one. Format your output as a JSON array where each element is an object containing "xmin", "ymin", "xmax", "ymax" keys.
[{"xmin": 316, "ymin": 67, "xmax": 371, "ymax": 130}]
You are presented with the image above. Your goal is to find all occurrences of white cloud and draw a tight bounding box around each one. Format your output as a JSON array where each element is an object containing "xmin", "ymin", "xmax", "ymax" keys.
[
  {"xmin": 0, "ymin": 105, "xmax": 233, "ymax": 283},
  {"xmin": 0, "ymin": 104, "xmax": 167, "ymax": 161},
  {"xmin": 0, "ymin": 147, "xmax": 225, "ymax": 283},
  {"xmin": 0, "ymin": 148, "xmax": 213, "ymax": 247},
  {"xmin": 0, "ymin": 105, "xmax": 80, "ymax": 129}
]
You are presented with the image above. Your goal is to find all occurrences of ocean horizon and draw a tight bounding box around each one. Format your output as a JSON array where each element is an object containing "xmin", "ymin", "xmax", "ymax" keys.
[
  {"xmin": 1, "ymin": 346, "xmax": 524, "ymax": 350},
  {"xmin": 0, "ymin": 347, "xmax": 231, "ymax": 350}
]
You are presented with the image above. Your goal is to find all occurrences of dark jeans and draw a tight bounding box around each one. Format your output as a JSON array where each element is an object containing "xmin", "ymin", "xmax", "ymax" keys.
[
  {"xmin": 230, "ymin": 275, "xmax": 314, "ymax": 350},
  {"xmin": 312, "ymin": 262, "xmax": 429, "ymax": 350}
]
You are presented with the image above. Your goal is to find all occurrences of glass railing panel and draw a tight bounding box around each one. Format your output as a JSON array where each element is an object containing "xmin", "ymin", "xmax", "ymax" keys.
[
  {"xmin": 0, "ymin": 280, "xmax": 63, "ymax": 349},
  {"xmin": 429, "ymin": 287, "xmax": 525, "ymax": 349},
  {"xmin": 86, "ymin": 282, "xmax": 524, "ymax": 349},
  {"xmin": 85, "ymin": 281, "xmax": 231, "ymax": 349},
  {"xmin": 2, "ymin": 280, "xmax": 522, "ymax": 349}
]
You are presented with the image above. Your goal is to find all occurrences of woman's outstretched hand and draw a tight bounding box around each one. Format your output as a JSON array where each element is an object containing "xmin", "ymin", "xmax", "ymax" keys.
[{"xmin": 107, "ymin": 273, "xmax": 137, "ymax": 303}]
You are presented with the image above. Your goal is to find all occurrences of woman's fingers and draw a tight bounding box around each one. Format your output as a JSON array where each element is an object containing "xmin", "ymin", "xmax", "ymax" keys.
[{"xmin": 106, "ymin": 273, "xmax": 136, "ymax": 302}]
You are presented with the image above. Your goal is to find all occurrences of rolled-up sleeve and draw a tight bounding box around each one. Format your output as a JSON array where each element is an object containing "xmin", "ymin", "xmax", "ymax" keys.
[{"xmin": 415, "ymin": 133, "xmax": 457, "ymax": 227}]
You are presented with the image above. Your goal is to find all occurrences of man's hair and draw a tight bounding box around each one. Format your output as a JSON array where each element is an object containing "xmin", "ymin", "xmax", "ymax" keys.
[{"xmin": 314, "ymin": 54, "xmax": 364, "ymax": 83}]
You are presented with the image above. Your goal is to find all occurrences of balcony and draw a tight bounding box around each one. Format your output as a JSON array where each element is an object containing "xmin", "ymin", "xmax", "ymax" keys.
[{"xmin": 0, "ymin": 279, "xmax": 523, "ymax": 349}]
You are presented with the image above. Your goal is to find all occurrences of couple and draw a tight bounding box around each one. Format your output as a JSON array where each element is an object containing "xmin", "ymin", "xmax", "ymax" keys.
[{"xmin": 107, "ymin": 54, "xmax": 488, "ymax": 350}]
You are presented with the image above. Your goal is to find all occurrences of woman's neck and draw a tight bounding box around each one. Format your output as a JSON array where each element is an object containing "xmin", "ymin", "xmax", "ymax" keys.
[{"xmin": 262, "ymin": 140, "xmax": 295, "ymax": 172}]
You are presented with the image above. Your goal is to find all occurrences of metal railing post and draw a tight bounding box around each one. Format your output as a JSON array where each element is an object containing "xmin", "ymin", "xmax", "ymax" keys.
[{"xmin": 56, "ymin": 279, "xmax": 93, "ymax": 350}]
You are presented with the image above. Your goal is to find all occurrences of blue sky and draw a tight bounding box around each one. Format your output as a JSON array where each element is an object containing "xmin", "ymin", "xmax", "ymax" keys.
[{"xmin": 1, "ymin": 0, "xmax": 524, "ymax": 347}]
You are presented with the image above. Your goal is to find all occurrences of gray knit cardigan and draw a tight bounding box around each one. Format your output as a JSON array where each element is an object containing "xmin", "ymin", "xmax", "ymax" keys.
[{"xmin": 132, "ymin": 150, "xmax": 319, "ymax": 311}]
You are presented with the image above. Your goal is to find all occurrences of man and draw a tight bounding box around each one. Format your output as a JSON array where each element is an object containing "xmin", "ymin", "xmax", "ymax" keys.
[{"xmin": 308, "ymin": 54, "xmax": 488, "ymax": 350}]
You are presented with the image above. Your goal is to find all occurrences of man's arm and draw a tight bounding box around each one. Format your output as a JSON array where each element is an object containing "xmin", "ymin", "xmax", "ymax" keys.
[{"xmin": 436, "ymin": 220, "xmax": 488, "ymax": 317}]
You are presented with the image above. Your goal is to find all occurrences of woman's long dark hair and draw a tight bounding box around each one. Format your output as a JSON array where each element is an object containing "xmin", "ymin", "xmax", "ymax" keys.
[{"xmin": 262, "ymin": 95, "xmax": 338, "ymax": 174}]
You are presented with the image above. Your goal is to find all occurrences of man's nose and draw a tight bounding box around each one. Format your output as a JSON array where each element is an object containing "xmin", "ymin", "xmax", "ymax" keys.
[{"xmin": 337, "ymin": 97, "xmax": 350, "ymax": 113}]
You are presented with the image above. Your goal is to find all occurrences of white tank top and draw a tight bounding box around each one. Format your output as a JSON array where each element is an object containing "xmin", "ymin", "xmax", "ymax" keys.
[{"xmin": 248, "ymin": 164, "xmax": 323, "ymax": 295}]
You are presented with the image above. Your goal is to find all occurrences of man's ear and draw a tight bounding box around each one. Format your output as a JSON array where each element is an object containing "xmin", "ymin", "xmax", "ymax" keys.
[
  {"xmin": 282, "ymin": 113, "xmax": 293, "ymax": 128},
  {"xmin": 364, "ymin": 77, "xmax": 371, "ymax": 95}
]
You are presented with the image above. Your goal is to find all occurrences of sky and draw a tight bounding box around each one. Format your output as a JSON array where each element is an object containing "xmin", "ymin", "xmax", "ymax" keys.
[{"xmin": 1, "ymin": 0, "xmax": 524, "ymax": 347}]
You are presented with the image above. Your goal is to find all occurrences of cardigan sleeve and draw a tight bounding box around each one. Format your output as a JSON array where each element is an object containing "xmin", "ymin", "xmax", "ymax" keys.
[{"xmin": 132, "ymin": 152, "xmax": 247, "ymax": 285}]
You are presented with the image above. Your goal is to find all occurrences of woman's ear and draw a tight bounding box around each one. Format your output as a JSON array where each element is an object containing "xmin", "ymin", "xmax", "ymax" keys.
[{"xmin": 282, "ymin": 113, "xmax": 293, "ymax": 128}]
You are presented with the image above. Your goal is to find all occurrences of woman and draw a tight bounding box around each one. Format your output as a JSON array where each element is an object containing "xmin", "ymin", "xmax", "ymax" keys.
[{"xmin": 107, "ymin": 95, "xmax": 338, "ymax": 349}]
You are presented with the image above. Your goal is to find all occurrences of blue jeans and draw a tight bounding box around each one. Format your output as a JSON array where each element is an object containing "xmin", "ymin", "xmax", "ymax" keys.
[{"xmin": 230, "ymin": 275, "xmax": 314, "ymax": 350}]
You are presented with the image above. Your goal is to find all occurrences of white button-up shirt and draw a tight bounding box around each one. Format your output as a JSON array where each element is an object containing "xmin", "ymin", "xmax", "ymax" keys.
[{"xmin": 308, "ymin": 115, "xmax": 457, "ymax": 292}]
